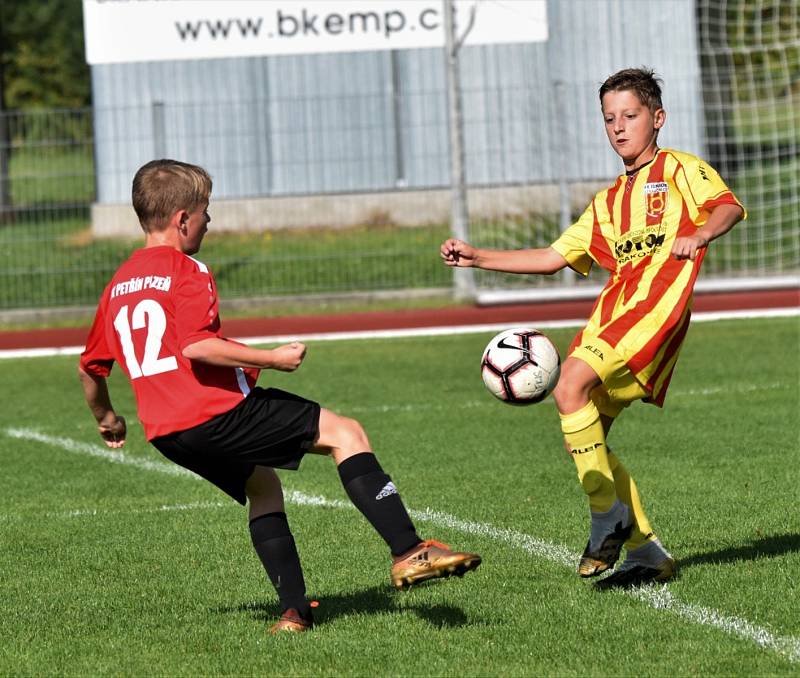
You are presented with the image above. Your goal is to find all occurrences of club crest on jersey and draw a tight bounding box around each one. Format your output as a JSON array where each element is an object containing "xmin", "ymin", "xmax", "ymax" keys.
[{"xmin": 644, "ymin": 181, "xmax": 668, "ymax": 217}]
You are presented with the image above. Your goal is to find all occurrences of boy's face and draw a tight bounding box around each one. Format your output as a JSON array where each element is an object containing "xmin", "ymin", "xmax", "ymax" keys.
[
  {"xmin": 180, "ymin": 201, "xmax": 210, "ymax": 255},
  {"xmin": 601, "ymin": 89, "xmax": 665, "ymax": 169}
]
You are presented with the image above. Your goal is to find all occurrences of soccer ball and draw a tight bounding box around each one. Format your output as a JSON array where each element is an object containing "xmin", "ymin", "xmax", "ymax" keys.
[{"xmin": 481, "ymin": 328, "xmax": 561, "ymax": 404}]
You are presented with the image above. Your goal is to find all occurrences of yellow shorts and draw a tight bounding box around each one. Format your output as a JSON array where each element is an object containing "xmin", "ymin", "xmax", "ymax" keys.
[{"xmin": 569, "ymin": 334, "xmax": 649, "ymax": 419}]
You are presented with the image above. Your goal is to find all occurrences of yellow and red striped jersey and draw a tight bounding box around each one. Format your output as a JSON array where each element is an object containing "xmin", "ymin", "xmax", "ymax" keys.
[{"xmin": 551, "ymin": 148, "xmax": 744, "ymax": 406}]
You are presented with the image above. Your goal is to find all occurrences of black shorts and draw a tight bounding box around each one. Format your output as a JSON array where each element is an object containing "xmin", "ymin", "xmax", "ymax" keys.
[{"xmin": 151, "ymin": 387, "xmax": 320, "ymax": 505}]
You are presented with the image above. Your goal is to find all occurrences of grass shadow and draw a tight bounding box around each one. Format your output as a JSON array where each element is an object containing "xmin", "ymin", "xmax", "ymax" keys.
[
  {"xmin": 212, "ymin": 582, "xmax": 470, "ymax": 630},
  {"xmin": 678, "ymin": 532, "xmax": 800, "ymax": 569}
]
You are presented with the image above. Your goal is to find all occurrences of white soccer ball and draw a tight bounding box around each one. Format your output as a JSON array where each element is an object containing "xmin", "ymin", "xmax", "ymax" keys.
[{"xmin": 481, "ymin": 328, "xmax": 561, "ymax": 405}]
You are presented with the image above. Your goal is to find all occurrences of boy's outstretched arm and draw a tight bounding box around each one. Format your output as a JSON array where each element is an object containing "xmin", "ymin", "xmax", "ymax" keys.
[
  {"xmin": 78, "ymin": 366, "xmax": 127, "ymax": 448},
  {"xmin": 672, "ymin": 203, "xmax": 744, "ymax": 261},
  {"xmin": 182, "ymin": 338, "xmax": 307, "ymax": 372},
  {"xmin": 440, "ymin": 238, "xmax": 569, "ymax": 274}
]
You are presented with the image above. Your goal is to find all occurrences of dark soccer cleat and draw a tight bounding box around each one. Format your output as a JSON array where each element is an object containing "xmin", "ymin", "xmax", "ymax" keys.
[
  {"xmin": 269, "ymin": 607, "xmax": 314, "ymax": 634},
  {"xmin": 390, "ymin": 539, "xmax": 481, "ymax": 590},
  {"xmin": 577, "ymin": 519, "xmax": 634, "ymax": 578},
  {"xmin": 595, "ymin": 557, "xmax": 676, "ymax": 590}
]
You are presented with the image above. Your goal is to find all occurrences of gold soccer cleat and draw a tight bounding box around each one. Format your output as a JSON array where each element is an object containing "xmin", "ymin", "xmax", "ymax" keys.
[
  {"xmin": 391, "ymin": 539, "xmax": 482, "ymax": 590},
  {"xmin": 578, "ymin": 520, "xmax": 634, "ymax": 578},
  {"xmin": 269, "ymin": 607, "xmax": 313, "ymax": 634}
]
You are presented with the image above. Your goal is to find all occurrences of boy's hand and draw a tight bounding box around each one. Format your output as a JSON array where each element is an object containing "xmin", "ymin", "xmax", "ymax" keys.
[
  {"xmin": 441, "ymin": 238, "xmax": 477, "ymax": 267},
  {"xmin": 98, "ymin": 413, "xmax": 127, "ymax": 448},
  {"xmin": 671, "ymin": 233, "xmax": 709, "ymax": 261},
  {"xmin": 270, "ymin": 342, "xmax": 307, "ymax": 371}
]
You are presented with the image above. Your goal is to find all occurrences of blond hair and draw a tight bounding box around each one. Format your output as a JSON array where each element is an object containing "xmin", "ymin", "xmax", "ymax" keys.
[{"xmin": 132, "ymin": 159, "xmax": 212, "ymax": 231}]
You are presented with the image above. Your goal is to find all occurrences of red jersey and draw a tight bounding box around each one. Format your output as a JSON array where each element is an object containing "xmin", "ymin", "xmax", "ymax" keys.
[{"xmin": 80, "ymin": 246, "xmax": 259, "ymax": 440}]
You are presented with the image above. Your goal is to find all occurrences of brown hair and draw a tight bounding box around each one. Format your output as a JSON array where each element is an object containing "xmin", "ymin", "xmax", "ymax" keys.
[
  {"xmin": 131, "ymin": 159, "xmax": 212, "ymax": 231},
  {"xmin": 599, "ymin": 67, "xmax": 663, "ymax": 112}
]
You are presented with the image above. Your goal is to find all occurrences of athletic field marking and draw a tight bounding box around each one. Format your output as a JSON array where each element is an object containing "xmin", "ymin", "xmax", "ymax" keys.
[
  {"xmin": 0, "ymin": 499, "xmax": 228, "ymax": 523},
  {"xmin": 5, "ymin": 428, "xmax": 195, "ymax": 476},
  {"xmin": 0, "ymin": 306, "xmax": 796, "ymax": 360},
  {"xmin": 4, "ymin": 427, "xmax": 799, "ymax": 664},
  {"xmin": 336, "ymin": 382, "xmax": 793, "ymax": 415},
  {"xmin": 674, "ymin": 383, "xmax": 795, "ymax": 397}
]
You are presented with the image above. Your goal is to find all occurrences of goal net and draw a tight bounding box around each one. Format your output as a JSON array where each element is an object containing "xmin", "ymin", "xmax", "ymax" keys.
[{"xmin": 472, "ymin": 0, "xmax": 799, "ymax": 304}]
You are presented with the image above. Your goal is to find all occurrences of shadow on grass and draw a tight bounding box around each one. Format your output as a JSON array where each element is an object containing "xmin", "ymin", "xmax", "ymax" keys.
[
  {"xmin": 678, "ymin": 532, "xmax": 800, "ymax": 569},
  {"xmin": 212, "ymin": 583, "xmax": 470, "ymax": 629}
]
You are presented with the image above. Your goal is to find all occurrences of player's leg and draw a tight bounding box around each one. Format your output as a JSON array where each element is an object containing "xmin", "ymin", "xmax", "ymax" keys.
[
  {"xmin": 601, "ymin": 413, "xmax": 662, "ymax": 552},
  {"xmin": 245, "ymin": 466, "xmax": 312, "ymax": 632},
  {"xmin": 310, "ymin": 409, "xmax": 420, "ymax": 556},
  {"xmin": 594, "ymin": 408, "xmax": 653, "ymax": 549},
  {"xmin": 151, "ymin": 423, "xmax": 313, "ymax": 633},
  {"xmin": 245, "ymin": 463, "xmax": 285, "ymax": 519},
  {"xmin": 595, "ymin": 453, "xmax": 676, "ymax": 589},
  {"xmin": 595, "ymin": 414, "xmax": 675, "ymax": 588},
  {"xmin": 554, "ymin": 358, "xmax": 618, "ymax": 511},
  {"xmin": 310, "ymin": 408, "xmax": 481, "ymax": 589},
  {"xmin": 553, "ymin": 356, "xmax": 631, "ymax": 577}
]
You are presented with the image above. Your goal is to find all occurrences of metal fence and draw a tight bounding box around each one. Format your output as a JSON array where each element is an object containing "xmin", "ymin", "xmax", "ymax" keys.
[{"xmin": 1, "ymin": 0, "xmax": 797, "ymax": 315}]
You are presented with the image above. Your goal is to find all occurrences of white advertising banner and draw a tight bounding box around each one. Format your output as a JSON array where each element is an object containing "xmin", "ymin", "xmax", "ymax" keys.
[{"xmin": 83, "ymin": 0, "xmax": 548, "ymax": 65}]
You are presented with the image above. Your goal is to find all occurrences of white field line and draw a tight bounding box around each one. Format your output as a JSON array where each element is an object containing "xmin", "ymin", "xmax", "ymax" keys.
[
  {"xmin": 5, "ymin": 429, "xmax": 195, "ymax": 477},
  {"xmin": 332, "ymin": 382, "xmax": 794, "ymax": 415},
  {"xmin": 3, "ymin": 426, "xmax": 799, "ymax": 664},
  {"xmin": 0, "ymin": 306, "xmax": 797, "ymax": 360},
  {"xmin": 0, "ymin": 499, "xmax": 228, "ymax": 523}
]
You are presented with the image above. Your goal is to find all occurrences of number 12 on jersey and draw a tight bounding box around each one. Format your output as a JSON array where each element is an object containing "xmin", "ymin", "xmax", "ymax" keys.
[{"xmin": 113, "ymin": 300, "xmax": 178, "ymax": 378}]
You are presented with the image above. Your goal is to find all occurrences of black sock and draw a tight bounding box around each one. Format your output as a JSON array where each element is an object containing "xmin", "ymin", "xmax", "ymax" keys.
[
  {"xmin": 249, "ymin": 512, "xmax": 310, "ymax": 619},
  {"xmin": 337, "ymin": 452, "xmax": 421, "ymax": 557}
]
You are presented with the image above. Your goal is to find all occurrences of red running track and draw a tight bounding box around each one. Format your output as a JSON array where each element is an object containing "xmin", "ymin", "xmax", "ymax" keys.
[{"xmin": 1, "ymin": 288, "xmax": 797, "ymax": 351}]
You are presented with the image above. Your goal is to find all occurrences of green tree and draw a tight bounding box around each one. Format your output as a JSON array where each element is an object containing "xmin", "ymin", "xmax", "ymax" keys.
[
  {"xmin": 1, "ymin": 0, "xmax": 91, "ymax": 110},
  {"xmin": 0, "ymin": 0, "xmax": 92, "ymax": 220}
]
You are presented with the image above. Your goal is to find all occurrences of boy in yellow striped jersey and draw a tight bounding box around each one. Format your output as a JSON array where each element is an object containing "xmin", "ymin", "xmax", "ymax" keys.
[{"xmin": 440, "ymin": 68, "xmax": 745, "ymax": 588}]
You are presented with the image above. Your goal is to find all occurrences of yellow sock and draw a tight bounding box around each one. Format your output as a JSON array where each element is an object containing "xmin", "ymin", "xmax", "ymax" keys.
[
  {"xmin": 560, "ymin": 402, "xmax": 616, "ymax": 512},
  {"xmin": 607, "ymin": 450, "xmax": 654, "ymax": 550}
]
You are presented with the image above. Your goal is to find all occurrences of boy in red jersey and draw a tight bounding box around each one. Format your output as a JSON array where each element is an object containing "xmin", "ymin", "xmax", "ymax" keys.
[
  {"xmin": 79, "ymin": 160, "xmax": 480, "ymax": 633},
  {"xmin": 440, "ymin": 68, "xmax": 744, "ymax": 588}
]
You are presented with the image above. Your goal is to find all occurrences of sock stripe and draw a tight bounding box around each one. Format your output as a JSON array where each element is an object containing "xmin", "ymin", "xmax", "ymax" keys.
[{"xmin": 560, "ymin": 401, "xmax": 601, "ymax": 433}]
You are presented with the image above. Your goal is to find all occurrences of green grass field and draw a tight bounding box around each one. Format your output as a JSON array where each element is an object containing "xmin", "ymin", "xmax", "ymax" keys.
[{"xmin": 1, "ymin": 316, "xmax": 799, "ymax": 675}]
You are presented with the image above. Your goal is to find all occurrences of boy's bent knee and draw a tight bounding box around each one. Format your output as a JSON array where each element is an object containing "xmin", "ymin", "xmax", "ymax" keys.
[
  {"xmin": 337, "ymin": 416, "xmax": 370, "ymax": 452},
  {"xmin": 553, "ymin": 381, "xmax": 592, "ymax": 413},
  {"xmin": 553, "ymin": 358, "xmax": 602, "ymax": 413},
  {"xmin": 245, "ymin": 466, "xmax": 285, "ymax": 516},
  {"xmin": 245, "ymin": 466, "xmax": 282, "ymax": 498},
  {"xmin": 316, "ymin": 409, "xmax": 371, "ymax": 456}
]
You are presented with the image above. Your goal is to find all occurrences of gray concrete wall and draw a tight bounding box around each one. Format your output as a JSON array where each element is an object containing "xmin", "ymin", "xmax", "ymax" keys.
[{"xmin": 91, "ymin": 181, "xmax": 605, "ymax": 237}]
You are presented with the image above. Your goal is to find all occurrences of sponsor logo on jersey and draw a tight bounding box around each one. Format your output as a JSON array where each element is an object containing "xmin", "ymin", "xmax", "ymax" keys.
[
  {"xmin": 375, "ymin": 481, "xmax": 398, "ymax": 501},
  {"xmin": 644, "ymin": 181, "xmax": 668, "ymax": 217},
  {"xmin": 614, "ymin": 226, "xmax": 667, "ymax": 264},
  {"xmin": 110, "ymin": 275, "xmax": 172, "ymax": 298}
]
